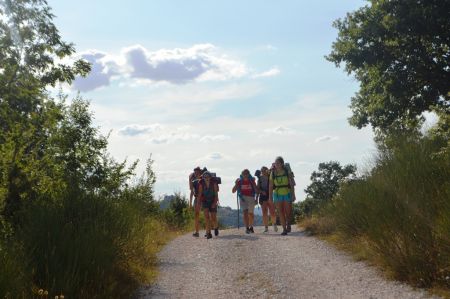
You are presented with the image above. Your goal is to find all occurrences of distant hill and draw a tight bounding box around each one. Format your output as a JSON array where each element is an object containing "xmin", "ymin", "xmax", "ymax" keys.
[{"xmin": 159, "ymin": 195, "xmax": 175, "ymax": 210}]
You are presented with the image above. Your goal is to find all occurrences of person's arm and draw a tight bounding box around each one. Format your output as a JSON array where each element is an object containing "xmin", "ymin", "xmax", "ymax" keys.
[
  {"xmin": 268, "ymin": 174, "xmax": 274, "ymax": 202},
  {"xmin": 189, "ymin": 190, "xmax": 194, "ymax": 208},
  {"xmin": 232, "ymin": 179, "xmax": 239, "ymax": 193},
  {"xmin": 198, "ymin": 184, "xmax": 203, "ymax": 202},
  {"xmin": 212, "ymin": 184, "xmax": 219, "ymax": 208},
  {"xmin": 255, "ymin": 179, "xmax": 261, "ymax": 201},
  {"xmin": 189, "ymin": 175, "xmax": 194, "ymax": 207},
  {"xmin": 252, "ymin": 178, "xmax": 258, "ymax": 202},
  {"xmin": 289, "ymin": 176, "xmax": 296, "ymax": 202}
]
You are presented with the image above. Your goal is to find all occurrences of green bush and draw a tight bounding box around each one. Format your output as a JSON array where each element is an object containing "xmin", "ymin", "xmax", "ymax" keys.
[
  {"xmin": 328, "ymin": 136, "xmax": 450, "ymax": 288},
  {"xmin": 161, "ymin": 193, "xmax": 193, "ymax": 229},
  {"xmin": 8, "ymin": 191, "xmax": 151, "ymax": 298}
]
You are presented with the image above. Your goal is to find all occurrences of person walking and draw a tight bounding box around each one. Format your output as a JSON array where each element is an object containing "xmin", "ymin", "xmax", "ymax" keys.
[
  {"xmin": 257, "ymin": 166, "xmax": 278, "ymax": 233},
  {"xmin": 232, "ymin": 169, "xmax": 258, "ymax": 234},
  {"xmin": 189, "ymin": 167, "xmax": 202, "ymax": 237},
  {"xmin": 269, "ymin": 157, "xmax": 296, "ymax": 235},
  {"xmin": 198, "ymin": 171, "xmax": 219, "ymax": 239}
]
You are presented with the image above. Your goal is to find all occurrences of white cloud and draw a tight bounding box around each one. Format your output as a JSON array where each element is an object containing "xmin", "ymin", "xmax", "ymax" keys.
[
  {"xmin": 208, "ymin": 152, "xmax": 224, "ymax": 160},
  {"xmin": 263, "ymin": 126, "xmax": 295, "ymax": 135},
  {"xmin": 196, "ymin": 152, "xmax": 230, "ymax": 162},
  {"xmin": 315, "ymin": 135, "xmax": 339, "ymax": 143},
  {"xmin": 199, "ymin": 135, "xmax": 230, "ymax": 143},
  {"xmin": 148, "ymin": 132, "xmax": 200, "ymax": 144},
  {"xmin": 253, "ymin": 67, "xmax": 280, "ymax": 78},
  {"xmin": 118, "ymin": 124, "xmax": 162, "ymax": 136},
  {"xmin": 72, "ymin": 44, "xmax": 247, "ymax": 91},
  {"xmin": 72, "ymin": 50, "xmax": 121, "ymax": 92},
  {"xmin": 148, "ymin": 132, "xmax": 230, "ymax": 145}
]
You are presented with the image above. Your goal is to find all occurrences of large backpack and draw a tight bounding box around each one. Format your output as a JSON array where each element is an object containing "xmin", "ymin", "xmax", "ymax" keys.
[
  {"xmin": 237, "ymin": 175, "xmax": 256, "ymax": 198},
  {"xmin": 190, "ymin": 173, "xmax": 201, "ymax": 197},
  {"xmin": 271, "ymin": 166, "xmax": 293, "ymax": 191},
  {"xmin": 200, "ymin": 179, "xmax": 216, "ymax": 201}
]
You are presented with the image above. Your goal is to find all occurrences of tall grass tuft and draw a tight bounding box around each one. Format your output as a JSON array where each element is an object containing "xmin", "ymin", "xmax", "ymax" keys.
[
  {"xmin": 0, "ymin": 186, "xmax": 180, "ymax": 298},
  {"xmin": 301, "ymin": 136, "xmax": 450, "ymax": 290}
]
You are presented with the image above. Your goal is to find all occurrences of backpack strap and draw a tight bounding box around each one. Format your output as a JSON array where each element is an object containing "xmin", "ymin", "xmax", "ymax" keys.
[
  {"xmin": 237, "ymin": 175, "xmax": 256, "ymax": 197},
  {"xmin": 272, "ymin": 167, "xmax": 291, "ymax": 190}
]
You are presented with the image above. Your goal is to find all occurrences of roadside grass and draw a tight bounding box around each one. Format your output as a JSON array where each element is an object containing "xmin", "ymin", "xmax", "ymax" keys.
[
  {"xmin": 298, "ymin": 136, "xmax": 450, "ymax": 297},
  {"xmin": 0, "ymin": 193, "xmax": 194, "ymax": 299}
]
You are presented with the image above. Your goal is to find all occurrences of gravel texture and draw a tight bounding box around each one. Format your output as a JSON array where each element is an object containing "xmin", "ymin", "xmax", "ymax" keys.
[{"xmin": 139, "ymin": 226, "xmax": 438, "ymax": 299}]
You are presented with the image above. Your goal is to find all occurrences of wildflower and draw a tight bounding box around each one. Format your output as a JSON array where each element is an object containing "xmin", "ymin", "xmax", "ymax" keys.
[
  {"xmin": 44, "ymin": 290, "xmax": 49, "ymax": 296},
  {"xmin": 38, "ymin": 289, "xmax": 44, "ymax": 295},
  {"xmin": 55, "ymin": 296, "xmax": 59, "ymax": 299},
  {"xmin": 60, "ymin": 295, "xmax": 65, "ymax": 299}
]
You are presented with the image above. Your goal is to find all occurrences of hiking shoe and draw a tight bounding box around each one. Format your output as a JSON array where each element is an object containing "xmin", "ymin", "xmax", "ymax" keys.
[
  {"xmin": 245, "ymin": 227, "xmax": 251, "ymax": 234},
  {"xmin": 193, "ymin": 232, "xmax": 199, "ymax": 237},
  {"xmin": 206, "ymin": 233, "xmax": 213, "ymax": 239},
  {"xmin": 281, "ymin": 230, "xmax": 288, "ymax": 236},
  {"xmin": 263, "ymin": 226, "xmax": 269, "ymax": 233},
  {"xmin": 287, "ymin": 224, "xmax": 291, "ymax": 233},
  {"xmin": 214, "ymin": 227, "xmax": 219, "ymax": 236},
  {"xmin": 273, "ymin": 224, "xmax": 278, "ymax": 232},
  {"xmin": 249, "ymin": 226, "xmax": 254, "ymax": 233}
]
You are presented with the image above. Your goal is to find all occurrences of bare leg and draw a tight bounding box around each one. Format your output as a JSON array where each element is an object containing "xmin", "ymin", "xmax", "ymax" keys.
[
  {"xmin": 204, "ymin": 209, "xmax": 211, "ymax": 234},
  {"xmin": 194, "ymin": 203, "xmax": 200, "ymax": 233},
  {"xmin": 262, "ymin": 201, "xmax": 269, "ymax": 227},
  {"xmin": 286, "ymin": 201, "xmax": 292, "ymax": 226},
  {"xmin": 249, "ymin": 212, "xmax": 254, "ymax": 227},
  {"xmin": 211, "ymin": 212, "xmax": 217, "ymax": 229},
  {"xmin": 268, "ymin": 200, "xmax": 277, "ymax": 225},
  {"xmin": 243, "ymin": 209, "xmax": 249, "ymax": 228},
  {"xmin": 276, "ymin": 202, "xmax": 286, "ymax": 231}
]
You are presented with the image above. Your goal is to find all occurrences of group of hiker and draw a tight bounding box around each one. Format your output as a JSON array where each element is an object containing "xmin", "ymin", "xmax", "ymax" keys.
[{"xmin": 189, "ymin": 156, "xmax": 296, "ymax": 239}]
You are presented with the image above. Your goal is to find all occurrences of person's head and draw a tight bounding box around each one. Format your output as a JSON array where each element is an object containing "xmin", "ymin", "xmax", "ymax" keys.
[
  {"xmin": 193, "ymin": 167, "xmax": 202, "ymax": 177},
  {"xmin": 261, "ymin": 166, "xmax": 269, "ymax": 176},
  {"xmin": 241, "ymin": 169, "xmax": 250, "ymax": 178},
  {"xmin": 202, "ymin": 171, "xmax": 212, "ymax": 181},
  {"xmin": 274, "ymin": 156, "xmax": 284, "ymax": 170}
]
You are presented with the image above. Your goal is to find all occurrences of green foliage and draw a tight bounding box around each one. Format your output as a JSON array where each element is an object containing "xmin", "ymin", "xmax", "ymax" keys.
[
  {"xmin": 293, "ymin": 198, "xmax": 320, "ymax": 220},
  {"xmin": 161, "ymin": 193, "xmax": 193, "ymax": 229},
  {"xmin": 303, "ymin": 135, "xmax": 450, "ymax": 289},
  {"xmin": 301, "ymin": 161, "xmax": 356, "ymax": 216},
  {"xmin": 327, "ymin": 0, "xmax": 450, "ymax": 136},
  {"xmin": 0, "ymin": 0, "xmax": 90, "ymax": 88},
  {"xmin": 0, "ymin": 1, "xmax": 189, "ymax": 298}
]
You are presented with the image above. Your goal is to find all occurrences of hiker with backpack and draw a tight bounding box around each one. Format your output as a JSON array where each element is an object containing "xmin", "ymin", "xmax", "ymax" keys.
[
  {"xmin": 189, "ymin": 167, "xmax": 203, "ymax": 237},
  {"xmin": 269, "ymin": 156, "xmax": 296, "ymax": 235},
  {"xmin": 232, "ymin": 169, "xmax": 258, "ymax": 234},
  {"xmin": 198, "ymin": 171, "xmax": 219, "ymax": 239},
  {"xmin": 256, "ymin": 166, "xmax": 278, "ymax": 233}
]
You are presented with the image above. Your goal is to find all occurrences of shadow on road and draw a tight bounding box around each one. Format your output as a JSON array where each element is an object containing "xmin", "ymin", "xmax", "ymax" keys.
[{"xmin": 218, "ymin": 234, "xmax": 259, "ymax": 241}]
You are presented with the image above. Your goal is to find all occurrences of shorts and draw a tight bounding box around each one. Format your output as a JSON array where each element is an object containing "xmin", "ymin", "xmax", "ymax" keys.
[
  {"xmin": 202, "ymin": 200, "xmax": 217, "ymax": 213},
  {"xmin": 259, "ymin": 193, "xmax": 269, "ymax": 205},
  {"xmin": 273, "ymin": 192, "xmax": 291, "ymax": 203},
  {"xmin": 240, "ymin": 195, "xmax": 256, "ymax": 212}
]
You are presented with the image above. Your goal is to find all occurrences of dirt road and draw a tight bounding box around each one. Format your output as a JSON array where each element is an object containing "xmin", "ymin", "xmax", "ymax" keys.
[{"xmin": 139, "ymin": 226, "xmax": 436, "ymax": 299}]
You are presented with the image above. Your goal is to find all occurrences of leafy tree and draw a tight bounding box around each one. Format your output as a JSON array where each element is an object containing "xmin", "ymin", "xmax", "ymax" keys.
[
  {"xmin": 327, "ymin": 0, "xmax": 450, "ymax": 137},
  {"xmin": 0, "ymin": 0, "xmax": 90, "ymax": 219},
  {"xmin": 304, "ymin": 161, "xmax": 357, "ymax": 203}
]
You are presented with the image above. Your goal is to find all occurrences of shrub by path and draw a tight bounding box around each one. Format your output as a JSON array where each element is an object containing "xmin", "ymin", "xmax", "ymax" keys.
[{"xmin": 139, "ymin": 226, "xmax": 438, "ymax": 299}]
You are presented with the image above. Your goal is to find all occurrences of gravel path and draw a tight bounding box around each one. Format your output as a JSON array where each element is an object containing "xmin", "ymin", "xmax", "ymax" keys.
[{"xmin": 139, "ymin": 226, "xmax": 438, "ymax": 299}]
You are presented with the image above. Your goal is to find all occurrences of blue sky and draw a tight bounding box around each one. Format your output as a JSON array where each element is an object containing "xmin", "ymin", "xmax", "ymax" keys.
[{"xmin": 48, "ymin": 0, "xmax": 375, "ymax": 208}]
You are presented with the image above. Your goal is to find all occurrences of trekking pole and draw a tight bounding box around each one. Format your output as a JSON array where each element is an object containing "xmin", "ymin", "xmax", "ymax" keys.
[{"xmin": 237, "ymin": 193, "xmax": 240, "ymax": 230}]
